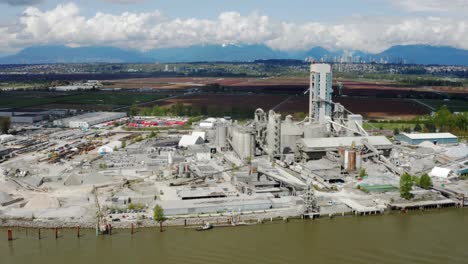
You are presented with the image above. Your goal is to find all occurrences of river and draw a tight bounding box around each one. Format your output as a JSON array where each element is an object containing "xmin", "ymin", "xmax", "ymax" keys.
[{"xmin": 2, "ymin": 209, "xmax": 468, "ymax": 264}]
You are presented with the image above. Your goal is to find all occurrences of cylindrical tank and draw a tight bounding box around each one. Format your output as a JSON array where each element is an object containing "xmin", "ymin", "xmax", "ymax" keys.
[
  {"xmin": 338, "ymin": 147, "xmax": 345, "ymax": 167},
  {"xmin": 356, "ymin": 151, "xmax": 362, "ymax": 169},
  {"xmin": 344, "ymin": 150, "xmax": 349, "ymax": 169},
  {"xmin": 215, "ymin": 125, "xmax": 227, "ymax": 151},
  {"xmin": 347, "ymin": 150, "xmax": 356, "ymax": 171}
]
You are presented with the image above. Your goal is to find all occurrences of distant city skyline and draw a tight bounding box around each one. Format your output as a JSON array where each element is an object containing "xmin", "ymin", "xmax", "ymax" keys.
[{"xmin": 0, "ymin": 0, "xmax": 467, "ymax": 55}]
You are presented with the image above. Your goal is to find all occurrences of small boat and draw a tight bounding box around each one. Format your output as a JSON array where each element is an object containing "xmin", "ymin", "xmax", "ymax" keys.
[{"xmin": 196, "ymin": 222, "xmax": 213, "ymax": 231}]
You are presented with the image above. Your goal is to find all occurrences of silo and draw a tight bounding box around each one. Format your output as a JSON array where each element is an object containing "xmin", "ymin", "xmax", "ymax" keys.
[
  {"xmin": 231, "ymin": 128, "xmax": 255, "ymax": 160},
  {"xmin": 215, "ymin": 125, "xmax": 227, "ymax": 151},
  {"xmin": 344, "ymin": 150, "xmax": 349, "ymax": 169},
  {"xmin": 356, "ymin": 151, "xmax": 362, "ymax": 169},
  {"xmin": 347, "ymin": 150, "xmax": 356, "ymax": 171}
]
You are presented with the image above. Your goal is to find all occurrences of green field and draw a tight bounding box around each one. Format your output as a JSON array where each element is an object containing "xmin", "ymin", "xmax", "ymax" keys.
[
  {"xmin": 0, "ymin": 92, "xmax": 168, "ymax": 109},
  {"xmin": 363, "ymin": 122, "xmax": 417, "ymax": 131},
  {"xmin": 417, "ymin": 99, "xmax": 468, "ymax": 113}
]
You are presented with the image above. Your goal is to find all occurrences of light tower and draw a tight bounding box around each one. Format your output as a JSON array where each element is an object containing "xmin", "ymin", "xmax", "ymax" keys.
[{"xmin": 309, "ymin": 63, "xmax": 332, "ymax": 123}]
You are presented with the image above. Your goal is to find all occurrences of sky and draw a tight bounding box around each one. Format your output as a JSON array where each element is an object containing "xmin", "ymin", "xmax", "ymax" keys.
[{"xmin": 0, "ymin": 0, "xmax": 467, "ymax": 55}]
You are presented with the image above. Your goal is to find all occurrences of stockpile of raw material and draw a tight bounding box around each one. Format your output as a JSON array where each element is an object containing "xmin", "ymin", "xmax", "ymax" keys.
[{"xmin": 444, "ymin": 144, "xmax": 468, "ymax": 159}]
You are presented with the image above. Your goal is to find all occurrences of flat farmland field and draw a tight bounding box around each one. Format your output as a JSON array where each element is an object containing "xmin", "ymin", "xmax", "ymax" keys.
[
  {"xmin": 340, "ymin": 80, "xmax": 467, "ymax": 97},
  {"xmin": 276, "ymin": 96, "xmax": 431, "ymax": 119},
  {"xmin": 154, "ymin": 94, "xmax": 289, "ymax": 111},
  {"xmin": 104, "ymin": 76, "xmax": 308, "ymax": 90},
  {"xmin": 0, "ymin": 91, "xmax": 168, "ymax": 110}
]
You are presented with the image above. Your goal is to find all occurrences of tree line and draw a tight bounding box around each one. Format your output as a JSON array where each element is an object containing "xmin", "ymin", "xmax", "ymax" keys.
[{"xmin": 393, "ymin": 105, "xmax": 468, "ymax": 137}]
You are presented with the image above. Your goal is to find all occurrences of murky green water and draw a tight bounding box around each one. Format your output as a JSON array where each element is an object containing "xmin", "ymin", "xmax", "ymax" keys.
[{"xmin": 2, "ymin": 209, "xmax": 468, "ymax": 264}]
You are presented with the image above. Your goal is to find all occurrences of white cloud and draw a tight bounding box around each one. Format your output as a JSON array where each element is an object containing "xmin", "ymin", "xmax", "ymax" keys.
[{"xmin": 0, "ymin": 2, "xmax": 467, "ymax": 54}]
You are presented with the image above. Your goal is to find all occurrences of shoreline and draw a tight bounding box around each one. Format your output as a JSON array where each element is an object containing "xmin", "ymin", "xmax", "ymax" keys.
[{"xmin": 1, "ymin": 206, "xmax": 464, "ymax": 230}]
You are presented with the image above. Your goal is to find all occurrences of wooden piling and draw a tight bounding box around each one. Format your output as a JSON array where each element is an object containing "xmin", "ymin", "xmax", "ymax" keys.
[
  {"xmin": 77, "ymin": 226, "xmax": 80, "ymax": 238},
  {"xmin": 7, "ymin": 229, "xmax": 12, "ymax": 241},
  {"xmin": 184, "ymin": 219, "xmax": 187, "ymax": 227},
  {"xmin": 108, "ymin": 224, "xmax": 112, "ymax": 236},
  {"xmin": 131, "ymin": 224, "xmax": 134, "ymax": 235},
  {"xmin": 38, "ymin": 228, "xmax": 41, "ymax": 240},
  {"xmin": 55, "ymin": 228, "xmax": 58, "ymax": 239}
]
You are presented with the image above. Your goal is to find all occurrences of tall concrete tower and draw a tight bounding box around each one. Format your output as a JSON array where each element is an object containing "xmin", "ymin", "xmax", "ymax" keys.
[{"xmin": 309, "ymin": 63, "xmax": 332, "ymax": 123}]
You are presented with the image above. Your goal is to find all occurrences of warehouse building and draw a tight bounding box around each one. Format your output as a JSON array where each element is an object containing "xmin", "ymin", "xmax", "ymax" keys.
[
  {"xmin": 396, "ymin": 133, "xmax": 458, "ymax": 145},
  {"xmin": 0, "ymin": 108, "xmax": 49, "ymax": 124},
  {"xmin": 53, "ymin": 112, "xmax": 127, "ymax": 129}
]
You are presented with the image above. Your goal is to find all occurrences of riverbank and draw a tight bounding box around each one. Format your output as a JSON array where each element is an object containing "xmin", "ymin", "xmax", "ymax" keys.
[
  {"xmin": 3, "ymin": 208, "xmax": 468, "ymax": 264},
  {"xmin": 1, "ymin": 205, "xmax": 464, "ymax": 230}
]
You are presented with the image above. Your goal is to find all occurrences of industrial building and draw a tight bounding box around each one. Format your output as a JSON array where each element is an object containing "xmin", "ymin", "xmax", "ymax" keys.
[
  {"xmin": 396, "ymin": 132, "xmax": 458, "ymax": 145},
  {"xmin": 53, "ymin": 112, "xmax": 127, "ymax": 128},
  {"xmin": 0, "ymin": 108, "xmax": 70, "ymax": 124},
  {"xmin": 0, "ymin": 108, "xmax": 48, "ymax": 124}
]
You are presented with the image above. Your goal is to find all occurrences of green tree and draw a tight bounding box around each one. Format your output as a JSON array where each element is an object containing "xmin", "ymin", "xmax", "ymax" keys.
[
  {"xmin": 130, "ymin": 102, "xmax": 138, "ymax": 117},
  {"xmin": 151, "ymin": 105, "xmax": 165, "ymax": 116},
  {"xmin": 414, "ymin": 123, "xmax": 422, "ymax": 132},
  {"xmin": 433, "ymin": 105, "xmax": 452, "ymax": 131},
  {"xmin": 400, "ymin": 173, "xmax": 413, "ymax": 199},
  {"xmin": 153, "ymin": 204, "xmax": 166, "ymax": 232},
  {"xmin": 418, "ymin": 173, "xmax": 432, "ymax": 189},
  {"xmin": 148, "ymin": 131, "xmax": 157, "ymax": 138},
  {"xmin": 174, "ymin": 102, "xmax": 185, "ymax": 116},
  {"xmin": 393, "ymin": 128, "xmax": 400, "ymax": 135},
  {"xmin": 140, "ymin": 107, "xmax": 151, "ymax": 116},
  {"xmin": 0, "ymin": 117, "xmax": 11, "ymax": 134},
  {"xmin": 121, "ymin": 140, "xmax": 127, "ymax": 148},
  {"xmin": 359, "ymin": 168, "xmax": 367, "ymax": 178}
]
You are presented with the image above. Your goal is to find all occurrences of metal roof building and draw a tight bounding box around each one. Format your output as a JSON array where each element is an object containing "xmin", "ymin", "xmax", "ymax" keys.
[
  {"xmin": 396, "ymin": 133, "xmax": 458, "ymax": 145},
  {"xmin": 53, "ymin": 112, "xmax": 126, "ymax": 128}
]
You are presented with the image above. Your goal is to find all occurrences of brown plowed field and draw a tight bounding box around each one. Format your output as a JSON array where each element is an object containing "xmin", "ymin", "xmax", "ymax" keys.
[
  {"xmin": 273, "ymin": 96, "xmax": 430, "ymax": 119},
  {"xmin": 105, "ymin": 77, "xmax": 308, "ymax": 89},
  {"xmin": 154, "ymin": 94, "xmax": 289, "ymax": 110},
  {"xmin": 154, "ymin": 94, "xmax": 430, "ymax": 120}
]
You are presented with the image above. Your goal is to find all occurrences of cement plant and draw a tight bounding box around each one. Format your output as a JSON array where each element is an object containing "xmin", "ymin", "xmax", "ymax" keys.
[{"xmin": 0, "ymin": 63, "xmax": 467, "ymax": 232}]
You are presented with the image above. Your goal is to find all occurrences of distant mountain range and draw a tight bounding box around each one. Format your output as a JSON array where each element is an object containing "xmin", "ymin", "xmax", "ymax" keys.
[{"xmin": 1, "ymin": 44, "xmax": 468, "ymax": 66}]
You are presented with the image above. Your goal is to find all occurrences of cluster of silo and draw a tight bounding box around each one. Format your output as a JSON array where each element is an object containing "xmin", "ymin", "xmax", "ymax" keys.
[{"xmin": 230, "ymin": 127, "xmax": 255, "ymax": 160}]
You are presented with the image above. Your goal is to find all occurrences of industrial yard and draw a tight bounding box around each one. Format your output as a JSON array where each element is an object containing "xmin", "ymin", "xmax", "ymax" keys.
[{"xmin": 0, "ymin": 63, "xmax": 467, "ymax": 232}]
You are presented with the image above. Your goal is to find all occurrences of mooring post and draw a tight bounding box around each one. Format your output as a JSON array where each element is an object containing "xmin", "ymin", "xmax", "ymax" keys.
[
  {"xmin": 131, "ymin": 223, "xmax": 134, "ymax": 235},
  {"xmin": 108, "ymin": 224, "xmax": 112, "ymax": 236},
  {"xmin": 184, "ymin": 219, "xmax": 187, "ymax": 227},
  {"xmin": 38, "ymin": 229, "xmax": 41, "ymax": 240},
  {"xmin": 77, "ymin": 226, "xmax": 80, "ymax": 238},
  {"xmin": 55, "ymin": 228, "xmax": 58, "ymax": 239},
  {"xmin": 7, "ymin": 229, "xmax": 12, "ymax": 241}
]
